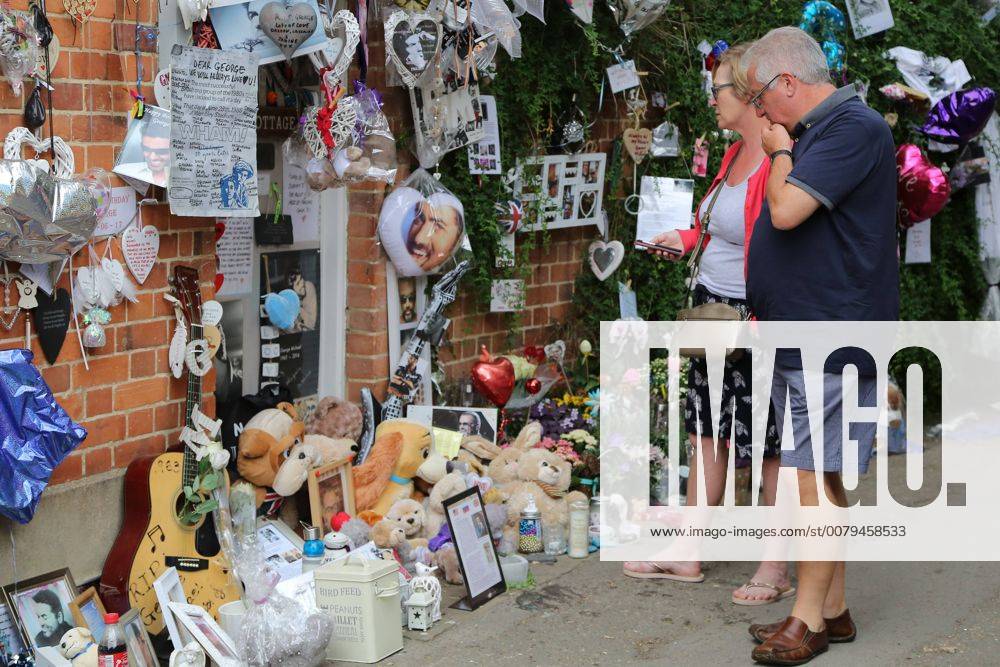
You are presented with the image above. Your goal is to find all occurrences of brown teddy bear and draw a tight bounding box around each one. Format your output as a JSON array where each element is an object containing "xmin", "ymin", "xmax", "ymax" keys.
[
  {"xmin": 421, "ymin": 471, "xmax": 469, "ymax": 540},
  {"xmin": 500, "ymin": 448, "xmax": 587, "ymax": 546},
  {"xmin": 385, "ymin": 498, "xmax": 428, "ymax": 548},
  {"xmin": 236, "ymin": 403, "xmax": 304, "ymax": 504},
  {"xmin": 486, "ymin": 420, "xmax": 543, "ymax": 485},
  {"xmin": 306, "ymin": 396, "xmax": 363, "ymax": 442}
]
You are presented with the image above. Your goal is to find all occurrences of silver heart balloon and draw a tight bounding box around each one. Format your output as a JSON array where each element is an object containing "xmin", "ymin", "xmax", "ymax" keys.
[
  {"xmin": 259, "ymin": 1, "xmax": 318, "ymax": 61},
  {"xmin": 0, "ymin": 160, "xmax": 98, "ymax": 263}
]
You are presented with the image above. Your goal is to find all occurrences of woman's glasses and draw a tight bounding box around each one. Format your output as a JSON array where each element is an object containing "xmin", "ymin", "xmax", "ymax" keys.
[{"xmin": 710, "ymin": 83, "xmax": 734, "ymax": 101}]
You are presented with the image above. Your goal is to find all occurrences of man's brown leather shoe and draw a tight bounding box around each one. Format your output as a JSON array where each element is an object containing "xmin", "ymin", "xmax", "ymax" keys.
[
  {"xmin": 750, "ymin": 609, "xmax": 857, "ymax": 644},
  {"xmin": 751, "ymin": 616, "xmax": 828, "ymax": 665}
]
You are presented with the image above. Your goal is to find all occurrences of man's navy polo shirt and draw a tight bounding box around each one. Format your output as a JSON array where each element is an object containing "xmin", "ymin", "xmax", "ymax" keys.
[{"xmin": 747, "ymin": 85, "xmax": 900, "ymax": 325}]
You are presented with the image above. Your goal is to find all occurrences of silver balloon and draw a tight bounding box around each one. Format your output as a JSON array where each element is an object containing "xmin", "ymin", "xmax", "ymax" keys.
[
  {"xmin": 0, "ymin": 160, "xmax": 98, "ymax": 263},
  {"xmin": 608, "ymin": 0, "xmax": 671, "ymax": 37}
]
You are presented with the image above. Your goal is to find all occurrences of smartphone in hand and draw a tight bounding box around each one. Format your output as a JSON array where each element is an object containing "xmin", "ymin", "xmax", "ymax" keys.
[{"xmin": 634, "ymin": 240, "xmax": 683, "ymax": 256}]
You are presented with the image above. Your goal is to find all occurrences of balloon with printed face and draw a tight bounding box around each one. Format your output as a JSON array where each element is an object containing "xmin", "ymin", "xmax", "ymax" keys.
[{"xmin": 896, "ymin": 144, "xmax": 950, "ymax": 228}]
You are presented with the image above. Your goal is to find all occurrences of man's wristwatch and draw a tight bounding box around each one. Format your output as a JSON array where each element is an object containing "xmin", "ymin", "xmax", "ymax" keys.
[{"xmin": 770, "ymin": 149, "xmax": 793, "ymax": 161}]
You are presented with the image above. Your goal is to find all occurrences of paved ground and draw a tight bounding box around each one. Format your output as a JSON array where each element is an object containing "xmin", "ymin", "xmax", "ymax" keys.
[{"xmin": 386, "ymin": 440, "xmax": 1000, "ymax": 666}]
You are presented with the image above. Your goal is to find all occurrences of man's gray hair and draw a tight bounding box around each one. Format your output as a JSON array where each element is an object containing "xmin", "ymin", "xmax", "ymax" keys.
[{"xmin": 744, "ymin": 26, "xmax": 832, "ymax": 85}]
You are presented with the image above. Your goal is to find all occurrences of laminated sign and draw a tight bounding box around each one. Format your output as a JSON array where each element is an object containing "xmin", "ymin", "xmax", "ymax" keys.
[{"xmin": 168, "ymin": 45, "xmax": 261, "ymax": 217}]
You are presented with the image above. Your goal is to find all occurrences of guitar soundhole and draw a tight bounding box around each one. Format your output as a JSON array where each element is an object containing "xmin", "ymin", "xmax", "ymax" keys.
[{"xmin": 174, "ymin": 490, "xmax": 202, "ymax": 528}]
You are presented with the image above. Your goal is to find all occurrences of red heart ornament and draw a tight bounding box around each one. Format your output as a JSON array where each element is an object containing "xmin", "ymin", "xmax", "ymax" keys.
[
  {"xmin": 525, "ymin": 378, "xmax": 542, "ymax": 394},
  {"xmin": 471, "ymin": 345, "xmax": 515, "ymax": 408},
  {"xmin": 896, "ymin": 144, "xmax": 951, "ymax": 229}
]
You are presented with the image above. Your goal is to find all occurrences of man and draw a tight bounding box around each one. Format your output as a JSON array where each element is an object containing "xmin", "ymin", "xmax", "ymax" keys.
[
  {"xmin": 458, "ymin": 411, "xmax": 481, "ymax": 436},
  {"xmin": 399, "ymin": 277, "xmax": 417, "ymax": 323},
  {"xmin": 115, "ymin": 107, "xmax": 170, "ymax": 188},
  {"xmin": 31, "ymin": 589, "xmax": 73, "ymax": 648},
  {"xmin": 406, "ymin": 193, "xmax": 464, "ymax": 273},
  {"xmin": 288, "ymin": 267, "xmax": 317, "ymax": 331},
  {"xmin": 742, "ymin": 27, "xmax": 899, "ymax": 665}
]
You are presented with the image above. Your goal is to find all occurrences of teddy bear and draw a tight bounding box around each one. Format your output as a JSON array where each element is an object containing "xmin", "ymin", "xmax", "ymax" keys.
[
  {"xmin": 353, "ymin": 419, "xmax": 451, "ymax": 516},
  {"xmin": 236, "ymin": 403, "xmax": 305, "ymax": 504},
  {"xmin": 58, "ymin": 627, "xmax": 97, "ymax": 667},
  {"xmin": 486, "ymin": 420, "xmax": 543, "ymax": 485},
  {"xmin": 371, "ymin": 519, "xmax": 421, "ymax": 573},
  {"xmin": 271, "ymin": 433, "xmax": 356, "ymax": 497},
  {"xmin": 421, "ymin": 471, "xmax": 469, "ymax": 540},
  {"xmin": 385, "ymin": 498, "xmax": 429, "ymax": 548},
  {"xmin": 500, "ymin": 448, "xmax": 588, "ymax": 546},
  {"xmin": 454, "ymin": 433, "xmax": 502, "ymax": 476},
  {"xmin": 306, "ymin": 396, "xmax": 363, "ymax": 442}
]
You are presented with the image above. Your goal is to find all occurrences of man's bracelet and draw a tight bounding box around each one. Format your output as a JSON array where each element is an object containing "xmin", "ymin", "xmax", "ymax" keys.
[{"xmin": 770, "ymin": 149, "xmax": 793, "ymax": 161}]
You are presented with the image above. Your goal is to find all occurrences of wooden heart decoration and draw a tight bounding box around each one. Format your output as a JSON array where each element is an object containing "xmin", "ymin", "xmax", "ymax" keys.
[
  {"xmin": 259, "ymin": 1, "xmax": 318, "ymax": 61},
  {"xmin": 470, "ymin": 346, "xmax": 515, "ymax": 408},
  {"xmin": 623, "ymin": 127, "xmax": 652, "ymax": 163},
  {"xmin": 122, "ymin": 224, "xmax": 160, "ymax": 285},
  {"xmin": 588, "ymin": 239, "xmax": 625, "ymax": 281},
  {"xmin": 385, "ymin": 10, "xmax": 442, "ymax": 87},
  {"xmin": 214, "ymin": 221, "xmax": 225, "ymax": 292},
  {"xmin": 578, "ymin": 191, "xmax": 597, "ymax": 219},
  {"xmin": 32, "ymin": 287, "xmax": 71, "ymax": 364},
  {"xmin": 310, "ymin": 10, "xmax": 360, "ymax": 81},
  {"xmin": 3, "ymin": 127, "xmax": 74, "ymax": 177},
  {"xmin": 63, "ymin": 0, "xmax": 97, "ymax": 24}
]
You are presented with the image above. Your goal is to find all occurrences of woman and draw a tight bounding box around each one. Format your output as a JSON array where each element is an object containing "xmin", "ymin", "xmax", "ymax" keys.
[{"xmin": 625, "ymin": 43, "xmax": 791, "ymax": 605}]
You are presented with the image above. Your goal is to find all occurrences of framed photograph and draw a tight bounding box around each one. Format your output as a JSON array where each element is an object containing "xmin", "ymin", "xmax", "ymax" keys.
[
  {"xmin": 386, "ymin": 262, "xmax": 431, "ymax": 407},
  {"xmin": 112, "ymin": 104, "xmax": 171, "ymax": 189},
  {"xmin": 2, "ymin": 569, "xmax": 77, "ymax": 652},
  {"xmin": 168, "ymin": 603, "xmax": 240, "ymax": 667},
  {"xmin": 152, "ymin": 567, "xmax": 189, "ymax": 651},
  {"xmin": 121, "ymin": 608, "xmax": 158, "ymax": 667},
  {"xmin": 442, "ymin": 486, "xmax": 505, "ymax": 611},
  {"xmin": 68, "ymin": 587, "xmax": 107, "ymax": 643},
  {"xmin": 407, "ymin": 406, "xmax": 498, "ymax": 458},
  {"xmin": 516, "ymin": 153, "xmax": 606, "ymax": 231},
  {"xmin": 0, "ymin": 594, "xmax": 28, "ymax": 660},
  {"xmin": 308, "ymin": 457, "xmax": 356, "ymax": 536}
]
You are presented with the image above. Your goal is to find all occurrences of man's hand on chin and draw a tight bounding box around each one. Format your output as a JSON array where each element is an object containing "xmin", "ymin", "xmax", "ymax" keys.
[{"xmin": 761, "ymin": 123, "xmax": 793, "ymax": 155}]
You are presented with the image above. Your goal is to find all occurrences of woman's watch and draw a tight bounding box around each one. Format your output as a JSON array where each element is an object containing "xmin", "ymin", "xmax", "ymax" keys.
[{"xmin": 770, "ymin": 149, "xmax": 793, "ymax": 161}]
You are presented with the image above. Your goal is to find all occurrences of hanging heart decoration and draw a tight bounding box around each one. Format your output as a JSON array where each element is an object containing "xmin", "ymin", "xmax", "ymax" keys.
[
  {"xmin": 214, "ymin": 221, "xmax": 226, "ymax": 292},
  {"xmin": 63, "ymin": 0, "xmax": 97, "ymax": 24},
  {"xmin": 578, "ymin": 191, "xmax": 597, "ymax": 219},
  {"xmin": 264, "ymin": 288, "xmax": 301, "ymax": 330},
  {"xmin": 4, "ymin": 126, "xmax": 74, "ymax": 177},
  {"xmin": 385, "ymin": 11, "xmax": 442, "ymax": 87},
  {"xmin": 32, "ymin": 287, "xmax": 72, "ymax": 364},
  {"xmin": 122, "ymin": 224, "xmax": 160, "ymax": 284},
  {"xmin": 544, "ymin": 340, "xmax": 566, "ymax": 365},
  {"xmin": 310, "ymin": 9, "xmax": 360, "ymax": 82},
  {"xmin": 623, "ymin": 127, "xmax": 652, "ymax": 163},
  {"xmin": 153, "ymin": 69, "xmax": 171, "ymax": 109},
  {"xmin": 0, "ymin": 272, "xmax": 20, "ymax": 330},
  {"xmin": 259, "ymin": 1, "xmax": 319, "ymax": 61},
  {"xmin": 588, "ymin": 240, "xmax": 624, "ymax": 281}
]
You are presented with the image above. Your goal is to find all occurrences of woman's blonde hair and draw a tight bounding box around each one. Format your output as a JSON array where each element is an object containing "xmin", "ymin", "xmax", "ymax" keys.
[{"xmin": 712, "ymin": 42, "xmax": 752, "ymax": 100}]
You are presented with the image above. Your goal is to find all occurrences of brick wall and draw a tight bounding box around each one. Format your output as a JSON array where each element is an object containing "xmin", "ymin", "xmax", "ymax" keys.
[{"xmin": 0, "ymin": 2, "xmax": 620, "ymax": 491}]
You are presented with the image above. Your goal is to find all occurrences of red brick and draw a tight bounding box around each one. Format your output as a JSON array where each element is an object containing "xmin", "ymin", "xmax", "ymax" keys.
[
  {"xmin": 130, "ymin": 349, "xmax": 157, "ymax": 377},
  {"xmin": 50, "ymin": 453, "xmax": 83, "ymax": 484},
  {"xmin": 117, "ymin": 320, "xmax": 169, "ymax": 352},
  {"xmin": 114, "ymin": 376, "xmax": 170, "ymax": 411},
  {"xmin": 88, "ymin": 387, "xmax": 113, "ymax": 416},
  {"xmin": 85, "ymin": 447, "xmax": 113, "ymax": 475},
  {"xmin": 41, "ymin": 364, "xmax": 71, "ymax": 393},
  {"xmin": 60, "ymin": 392, "xmax": 85, "ymax": 422},
  {"xmin": 154, "ymin": 402, "xmax": 180, "ymax": 431},
  {"xmin": 82, "ymin": 414, "xmax": 126, "ymax": 447},
  {"xmin": 72, "ymin": 355, "xmax": 130, "ymax": 388},
  {"xmin": 128, "ymin": 409, "xmax": 154, "ymax": 437}
]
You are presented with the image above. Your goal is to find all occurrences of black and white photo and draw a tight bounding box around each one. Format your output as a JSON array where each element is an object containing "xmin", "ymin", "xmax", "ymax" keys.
[{"xmin": 3, "ymin": 570, "xmax": 77, "ymax": 652}]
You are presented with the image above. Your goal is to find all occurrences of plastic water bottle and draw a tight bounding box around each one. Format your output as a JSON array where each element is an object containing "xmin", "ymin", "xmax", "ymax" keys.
[
  {"xmin": 98, "ymin": 613, "xmax": 128, "ymax": 667},
  {"xmin": 302, "ymin": 525, "xmax": 325, "ymax": 572}
]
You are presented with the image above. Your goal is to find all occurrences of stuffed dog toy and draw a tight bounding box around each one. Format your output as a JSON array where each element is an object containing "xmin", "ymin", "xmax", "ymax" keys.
[
  {"xmin": 272, "ymin": 433, "xmax": 356, "ymax": 496},
  {"xmin": 59, "ymin": 627, "xmax": 97, "ymax": 667},
  {"xmin": 236, "ymin": 403, "xmax": 305, "ymax": 503}
]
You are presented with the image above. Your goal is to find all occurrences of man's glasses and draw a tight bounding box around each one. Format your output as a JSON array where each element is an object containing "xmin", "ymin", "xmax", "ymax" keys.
[
  {"xmin": 710, "ymin": 83, "xmax": 733, "ymax": 101},
  {"xmin": 748, "ymin": 73, "xmax": 784, "ymax": 110},
  {"xmin": 142, "ymin": 146, "xmax": 170, "ymax": 156}
]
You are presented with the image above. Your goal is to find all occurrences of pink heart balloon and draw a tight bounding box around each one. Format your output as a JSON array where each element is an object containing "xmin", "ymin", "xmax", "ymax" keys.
[{"xmin": 896, "ymin": 144, "xmax": 951, "ymax": 229}]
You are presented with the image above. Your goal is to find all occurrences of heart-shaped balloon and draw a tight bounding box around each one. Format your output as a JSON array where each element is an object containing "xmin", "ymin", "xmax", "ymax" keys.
[
  {"xmin": 265, "ymin": 288, "xmax": 301, "ymax": 330},
  {"xmin": 896, "ymin": 144, "xmax": 951, "ymax": 228},
  {"xmin": 259, "ymin": 1, "xmax": 319, "ymax": 61},
  {"xmin": 471, "ymin": 345, "xmax": 515, "ymax": 408},
  {"xmin": 544, "ymin": 340, "xmax": 566, "ymax": 365},
  {"xmin": 920, "ymin": 87, "xmax": 997, "ymax": 145}
]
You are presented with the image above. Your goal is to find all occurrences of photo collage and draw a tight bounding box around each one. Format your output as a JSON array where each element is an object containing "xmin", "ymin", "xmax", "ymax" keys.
[{"xmin": 516, "ymin": 153, "xmax": 606, "ymax": 231}]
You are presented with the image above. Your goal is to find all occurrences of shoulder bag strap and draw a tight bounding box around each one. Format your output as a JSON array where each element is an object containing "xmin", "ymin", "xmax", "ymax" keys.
[{"xmin": 682, "ymin": 146, "xmax": 742, "ymax": 308}]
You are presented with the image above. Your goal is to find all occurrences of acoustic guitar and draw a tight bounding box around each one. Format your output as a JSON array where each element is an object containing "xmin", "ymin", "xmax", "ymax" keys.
[{"xmin": 100, "ymin": 266, "xmax": 239, "ymax": 634}]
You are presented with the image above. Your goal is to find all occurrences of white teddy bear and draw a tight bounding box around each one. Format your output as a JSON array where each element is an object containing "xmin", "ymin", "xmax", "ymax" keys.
[{"xmin": 58, "ymin": 627, "xmax": 97, "ymax": 667}]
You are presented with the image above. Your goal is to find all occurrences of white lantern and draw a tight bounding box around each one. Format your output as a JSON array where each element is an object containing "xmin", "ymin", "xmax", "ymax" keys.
[{"xmin": 404, "ymin": 590, "xmax": 435, "ymax": 632}]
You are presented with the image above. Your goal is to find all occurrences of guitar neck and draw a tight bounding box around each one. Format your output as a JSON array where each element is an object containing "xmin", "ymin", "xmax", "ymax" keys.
[{"xmin": 182, "ymin": 323, "xmax": 204, "ymax": 487}]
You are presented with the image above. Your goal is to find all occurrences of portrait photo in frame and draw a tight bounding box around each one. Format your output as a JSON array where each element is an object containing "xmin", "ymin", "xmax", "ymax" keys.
[
  {"xmin": 168, "ymin": 602, "xmax": 240, "ymax": 667},
  {"xmin": 121, "ymin": 608, "xmax": 158, "ymax": 667},
  {"xmin": 308, "ymin": 457, "xmax": 356, "ymax": 535},
  {"xmin": 386, "ymin": 262, "xmax": 431, "ymax": 406},
  {"xmin": 516, "ymin": 153, "xmax": 606, "ymax": 231},
  {"xmin": 69, "ymin": 587, "xmax": 107, "ymax": 643},
  {"xmin": 2, "ymin": 569, "xmax": 77, "ymax": 653}
]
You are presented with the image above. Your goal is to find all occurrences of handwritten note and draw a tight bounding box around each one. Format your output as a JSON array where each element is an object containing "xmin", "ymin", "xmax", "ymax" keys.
[
  {"xmin": 215, "ymin": 216, "xmax": 253, "ymax": 297},
  {"xmin": 168, "ymin": 45, "xmax": 260, "ymax": 217},
  {"xmin": 282, "ymin": 161, "xmax": 319, "ymax": 243},
  {"xmin": 905, "ymin": 219, "xmax": 932, "ymax": 264},
  {"xmin": 93, "ymin": 187, "xmax": 137, "ymax": 237}
]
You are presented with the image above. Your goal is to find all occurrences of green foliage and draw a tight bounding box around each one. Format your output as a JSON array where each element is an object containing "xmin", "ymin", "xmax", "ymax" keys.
[{"xmin": 430, "ymin": 1, "xmax": 998, "ymax": 401}]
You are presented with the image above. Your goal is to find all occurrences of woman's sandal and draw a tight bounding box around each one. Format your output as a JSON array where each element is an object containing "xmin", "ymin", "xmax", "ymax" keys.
[
  {"xmin": 622, "ymin": 562, "xmax": 706, "ymax": 583},
  {"xmin": 731, "ymin": 581, "xmax": 796, "ymax": 606}
]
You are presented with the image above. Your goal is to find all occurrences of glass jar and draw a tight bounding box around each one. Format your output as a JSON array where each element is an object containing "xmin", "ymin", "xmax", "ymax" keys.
[
  {"xmin": 543, "ymin": 523, "xmax": 566, "ymax": 556},
  {"xmin": 568, "ymin": 500, "xmax": 589, "ymax": 558},
  {"xmin": 518, "ymin": 500, "xmax": 543, "ymax": 554}
]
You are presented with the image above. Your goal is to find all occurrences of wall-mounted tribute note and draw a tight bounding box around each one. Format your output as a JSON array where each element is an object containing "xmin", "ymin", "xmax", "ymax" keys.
[{"xmin": 168, "ymin": 45, "xmax": 261, "ymax": 217}]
